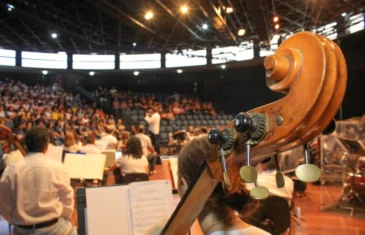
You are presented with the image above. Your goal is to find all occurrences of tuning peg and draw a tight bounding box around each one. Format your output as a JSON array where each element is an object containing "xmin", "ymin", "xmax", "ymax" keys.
[
  {"xmin": 234, "ymin": 112, "xmax": 256, "ymax": 133},
  {"xmin": 295, "ymin": 143, "xmax": 321, "ymax": 182},
  {"xmin": 218, "ymin": 148, "xmax": 232, "ymax": 190},
  {"xmin": 274, "ymin": 154, "xmax": 285, "ymax": 188},
  {"xmin": 208, "ymin": 128, "xmax": 227, "ymax": 145},
  {"xmin": 239, "ymin": 143, "xmax": 258, "ymax": 183},
  {"xmin": 250, "ymin": 182, "xmax": 270, "ymax": 200}
]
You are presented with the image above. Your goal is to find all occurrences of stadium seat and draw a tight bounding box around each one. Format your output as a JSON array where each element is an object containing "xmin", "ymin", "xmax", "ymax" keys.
[
  {"xmin": 180, "ymin": 115, "xmax": 186, "ymax": 120},
  {"xmin": 208, "ymin": 120, "xmax": 214, "ymax": 126},
  {"xmin": 160, "ymin": 126, "xmax": 166, "ymax": 133},
  {"xmin": 138, "ymin": 115, "xmax": 144, "ymax": 120},
  {"xmin": 227, "ymin": 114, "xmax": 234, "ymax": 120},
  {"xmin": 161, "ymin": 133, "xmax": 168, "ymax": 140},
  {"xmin": 193, "ymin": 115, "xmax": 199, "ymax": 120},
  {"xmin": 169, "ymin": 120, "xmax": 175, "ymax": 126},
  {"xmin": 188, "ymin": 120, "xmax": 195, "ymax": 126},
  {"xmin": 205, "ymin": 114, "xmax": 211, "ymax": 120},
  {"xmin": 182, "ymin": 120, "xmax": 189, "ymax": 126},
  {"xmin": 161, "ymin": 120, "xmax": 168, "ymax": 126},
  {"xmin": 181, "ymin": 126, "xmax": 188, "ymax": 131},
  {"xmin": 214, "ymin": 120, "xmax": 220, "ymax": 125},
  {"xmin": 132, "ymin": 115, "xmax": 138, "ymax": 121},
  {"xmin": 166, "ymin": 126, "xmax": 173, "ymax": 133},
  {"xmin": 138, "ymin": 110, "xmax": 145, "ymax": 115},
  {"xmin": 202, "ymin": 120, "xmax": 208, "ymax": 126},
  {"xmin": 131, "ymin": 110, "xmax": 138, "ymax": 115},
  {"xmin": 198, "ymin": 114, "xmax": 205, "ymax": 120},
  {"xmin": 176, "ymin": 120, "xmax": 182, "ymax": 126},
  {"xmin": 222, "ymin": 114, "xmax": 228, "ymax": 120},
  {"xmin": 187, "ymin": 115, "xmax": 193, "ymax": 120},
  {"xmin": 219, "ymin": 120, "xmax": 226, "ymax": 125},
  {"xmin": 139, "ymin": 120, "xmax": 146, "ymax": 127},
  {"xmin": 195, "ymin": 120, "xmax": 202, "ymax": 126}
]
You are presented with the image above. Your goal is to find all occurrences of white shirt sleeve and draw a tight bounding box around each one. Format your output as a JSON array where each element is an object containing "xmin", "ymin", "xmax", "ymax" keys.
[
  {"xmin": 55, "ymin": 167, "xmax": 74, "ymax": 219},
  {"xmin": 0, "ymin": 166, "xmax": 15, "ymax": 224}
]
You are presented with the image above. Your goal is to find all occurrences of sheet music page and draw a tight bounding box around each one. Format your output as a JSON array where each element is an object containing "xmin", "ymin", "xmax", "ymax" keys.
[
  {"xmin": 169, "ymin": 156, "xmax": 178, "ymax": 189},
  {"xmin": 82, "ymin": 154, "xmax": 106, "ymax": 180},
  {"xmin": 128, "ymin": 180, "xmax": 173, "ymax": 235},
  {"xmin": 63, "ymin": 154, "xmax": 86, "ymax": 179},
  {"xmin": 45, "ymin": 144, "xmax": 63, "ymax": 163},
  {"xmin": 86, "ymin": 186, "xmax": 131, "ymax": 235}
]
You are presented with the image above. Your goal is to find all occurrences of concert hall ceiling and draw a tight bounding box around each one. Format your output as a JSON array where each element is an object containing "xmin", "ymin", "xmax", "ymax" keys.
[{"xmin": 0, "ymin": 0, "xmax": 364, "ymax": 54}]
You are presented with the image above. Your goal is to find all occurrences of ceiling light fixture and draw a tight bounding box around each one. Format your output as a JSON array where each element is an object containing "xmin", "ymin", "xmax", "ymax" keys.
[
  {"xmin": 89, "ymin": 71, "xmax": 95, "ymax": 76},
  {"xmin": 274, "ymin": 24, "xmax": 280, "ymax": 30},
  {"xmin": 226, "ymin": 7, "xmax": 233, "ymax": 14},
  {"xmin": 221, "ymin": 64, "xmax": 226, "ymax": 69},
  {"xmin": 341, "ymin": 12, "xmax": 347, "ymax": 17},
  {"xmin": 42, "ymin": 70, "xmax": 48, "ymax": 75},
  {"xmin": 51, "ymin": 33, "xmax": 57, "ymax": 39},
  {"xmin": 181, "ymin": 5, "xmax": 188, "ymax": 14},
  {"xmin": 134, "ymin": 71, "xmax": 140, "ymax": 76},
  {"xmin": 202, "ymin": 23, "xmax": 208, "ymax": 30},
  {"xmin": 273, "ymin": 16, "xmax": 279, "ymax": 22},
  {"xmin": 133, "ymin": 42, "xmax": 137, "ymax": 47},
  {"xmin": 238, "ymin": 29, "xmax": 246, "ymax": 36},
  {"xmin": 145, "ymin": 11, "xmax": 153, "ymax": 20},
  {"xmin": 177, "ymin": 69, "xmax": 183, "ymax": 73}
]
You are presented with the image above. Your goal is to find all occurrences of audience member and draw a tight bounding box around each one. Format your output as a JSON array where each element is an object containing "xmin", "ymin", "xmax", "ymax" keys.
[{"xmin": 80, "ymin": 133, "xmax": 102, "ymax": 154}]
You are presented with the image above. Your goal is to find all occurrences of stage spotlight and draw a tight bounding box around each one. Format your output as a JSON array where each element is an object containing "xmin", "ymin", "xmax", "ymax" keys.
[
  {"xmin": 238, "ymin": 29, "xmax": 246, "ymax": 36},
  {"xmin": 341, "ymin": 12, "xmax": 347, "ymax": 17},
  {"xmin": 274, "ymin": 24, "xmax": 280, "ymax": 30},
  {"xmin": 89, "ymin": 71, "xmax": 95, "ymax": 76},
  {"xmin": 177, "ymin": 69, "xmax": 183, "ymax": 73},
  {"xmin": 202, "ymin": 24, "xmax": 208, "ymax": 30},
  {"xmin": 42, "ymin": 70, "xmax": 48, "ymax": 75},
  {"xmin": 221, "ymin": 64, "xmax": 226, "ymax": 69},
  {"xmin": 51, "ymin": 33, "xmax": 57, "ymax": 39},
  {"xmin": 134, "ymin": 71, "xmax": 140, "ymax": 76},
  {"xmin": 226, "ymin": 7, "xmax": 233, "ymax": 14},
  {"xmin": 145, "ymin": 11, "xmax": 153, "ymax": 20},
  {"xmin": 273, "ymin": 16, "xmax": 279, "ymax": 22},
  {"xmin": 133, "ymin": 42, "xmax": 137, "ymax": 47},
  {"xmin": 181, "ymin": 5, "xmax": 188, "ymax": 14}
]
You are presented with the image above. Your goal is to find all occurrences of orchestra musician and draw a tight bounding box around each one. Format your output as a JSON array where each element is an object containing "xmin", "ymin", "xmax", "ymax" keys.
[
  {"xmin": 145, "ymin": 137, "xmax": 269, "ymax": 235},
  {"xmin": 0, "ymin": 126, "xmax": 76, "ymax": 235}
]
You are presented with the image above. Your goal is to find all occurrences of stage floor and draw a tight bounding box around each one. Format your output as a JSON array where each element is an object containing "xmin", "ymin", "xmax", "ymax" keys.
[{"xmin": 0, "ymin": 164, "xmax": 364, "ymax": 234}]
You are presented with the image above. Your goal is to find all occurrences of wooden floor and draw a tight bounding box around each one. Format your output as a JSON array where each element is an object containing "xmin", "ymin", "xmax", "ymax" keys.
[{"xmin": 0, "ymin": 164, "xmax": 364, "ymax": 234}]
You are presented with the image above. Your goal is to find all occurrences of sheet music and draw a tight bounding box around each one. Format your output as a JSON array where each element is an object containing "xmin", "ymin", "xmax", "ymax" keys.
[
  {"xmin": 45, "ymin": 144, "xmax": 63, "ymax": 163},
  {"xmin": 128, "ymin": 180, "xmax": 173, "ymax": 235},
  {"xmin": 86, "ymin": 186, "xmax": 131, "ymax": 235},
  {"xmin": 169, "ymin": 156, "xmax": 178, "ymax": 189},
  {"xmin": 63, "ymin": 154, "xmax": 86, "ymax": 179},
  {"xmin": 82, "ymin": 154, "xmax": 106, "ymax": 180}
]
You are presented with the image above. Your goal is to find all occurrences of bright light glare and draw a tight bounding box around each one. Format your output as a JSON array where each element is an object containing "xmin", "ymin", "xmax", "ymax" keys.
[
  {"xmin": 221, "ymin": 64, "xmax": 226, "ymax": 69},
  {"xmin": 226, "ymin": 7, "xmax": 233, "ymax": 14},
  {"xmin": 274, "ymin": 24, "xmax": 280, "ymax": 30},
  {"xmin": 89, "ymin": 71, "xmax": 95, "ymax": 76},
  {"xmin": 42, "ymin": 70, "xmax": 48, "ymax": 75},
  {"xmin": 238, "ymin": 29, "xmax": 246, "ymax": 36},
  {"xmin": 181, "ymin": 5, "xmax": 188, "ymax": 14},
  {"xmin": 51, "ymin": 33, "xmax": 57, "ymax": 39},
  {"xmin": 133, "ymin": 42, "xmax": 137, "ymax": 47},
  {"xmin": 273, "ymin": 16, "xmax": 279, "ymax": 22},
  {"xmin": 202, "ymin": 24, "xmax": 208, "ymax": 30},
  {"xmin": 133, "ymin": 71, "xmax": 140, "ymax": 76},
  {"xmin": 7, "ymin": 4, "xmax": 14, "ymax": 11},
  {"xmin": 342, "ymin": 12, "xmax": 347, "ymax": 17},
  {"xmin": 177, "ymin": 69, "xmax": 183, "ymax": 73},
  {"xmin": 145, "ymin": 11, "xmax": 153, "ymax": 20}
]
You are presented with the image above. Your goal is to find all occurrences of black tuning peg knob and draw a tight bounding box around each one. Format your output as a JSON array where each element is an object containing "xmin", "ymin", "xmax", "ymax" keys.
[
  {"xmin": 234, "ymin": 112, "xmax": 256, "ymax": 133},
  {"xmin": 208, "ymin": 128, "xmax": 227, "ymax": 145}
]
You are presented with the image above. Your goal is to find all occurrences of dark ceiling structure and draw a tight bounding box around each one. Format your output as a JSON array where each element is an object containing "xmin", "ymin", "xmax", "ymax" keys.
[{"xmin": 0, "ymin": 0, "xmax": 364, "ymax": 54}]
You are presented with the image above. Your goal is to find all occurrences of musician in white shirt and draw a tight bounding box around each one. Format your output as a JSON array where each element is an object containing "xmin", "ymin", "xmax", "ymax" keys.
[
  {"xmin": 0, "ymin": 126, "xmax": 76, "ymax": 235},
  {"xmin": 80, "ymin": 133, "xmax": 102, "ymax": 154},
  {"xmin": 135, "ymin": 125, "xmax": 158, "ymax": 175},
  {"xmin": 144, "ymin": 108, "xmax": 161, "ymax": 153},
  {"xmin": 101, "ymin": 126, "xmax": 118, "ymax": 150}
]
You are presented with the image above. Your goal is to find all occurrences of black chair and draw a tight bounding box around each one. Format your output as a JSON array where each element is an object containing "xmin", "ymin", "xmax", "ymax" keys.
[
  {"xmin": 188, "ymin": 120, "xmax": 195, "ymax": 126},
  {"xmin": 138, "ymin": 115, "xmax": 144, "ymax": 120},
  {"xmin": 132, "ymin": 115, "xmax": 138, "ymax": 121},
  {"xmin": 198, "ymin": 114, "xmax": 205, "ymax": 120},
  {"xmin": 161, "ymin": 120, "xmax": 168, "ymax": 126},
  {"xmin": 176, "ymin": 120, "xmax": 182, "ymax": 126},
  {"xmin": 166, "ymin": 126, "xmax": 173, "ymax": 133},
  {"xmin": 122, "ymin": 173, "xmax": 149, "ymax": 184},
  {"xmin": 219, "ymin": 120, "xmax": 226, "ymax": 125},
  {"xmin": 193, "ymin": 115, "xmax": 199, "ymax": 120},
  {"xmin": 138, "ymin": 110, "xmax": 145, "ymax": 115},
  {"xmin": 180, "ymin": 114, "xmax": 186, "ymax": 120},
  {"xmin": 161, "ymin": 132, "xmax": 169, "ymax": 140},
  {"xmin": 195, "ymin": 120, "xmax": 202, "ymax": 126},
  {"xmin": 169, "ymin": 120, "xmax": 175, "ymax": 126},
  {"xmin": 202, "ymin": 120, "xmax": 208, "ymax": 126},
  {"xmin": 182, "ymin": 120, "xmax": 189, "ymax": 126},
  {"xmin": 205, "ymin": 114, "xmax": 211, "ymax": 120},
  {"xmin": 160, "ymin": 126, "xmax": 167, "ymax": 133},
  {"xmin": 246, "ymin": 196, "xmax": 291, "ymax": 235},
  {"xmin": 187, "ymin": 115, "xmax": 193, "ymax": 120}
]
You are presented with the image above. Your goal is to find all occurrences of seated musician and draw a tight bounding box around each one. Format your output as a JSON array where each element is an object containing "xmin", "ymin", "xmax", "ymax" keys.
[
  {"xmin": 108, "ymin": 136, "xmax": 148, "ymax": 176},
  {"xmin": 246, "ymin": 156, "xmax": 294, "ymax": 205},
  {"xmin": 146, "ymin": 137, "xmax": 269, "ymax": 235},
  {"xmin": 0, "ymin": 126, "xmax": 76, "ymax": 235}
]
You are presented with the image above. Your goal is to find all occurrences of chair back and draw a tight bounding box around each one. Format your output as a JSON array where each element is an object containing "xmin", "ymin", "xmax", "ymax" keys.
[{"xmin": 122, "ymin": 173, "xmax": 149, "ymax": 184}]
